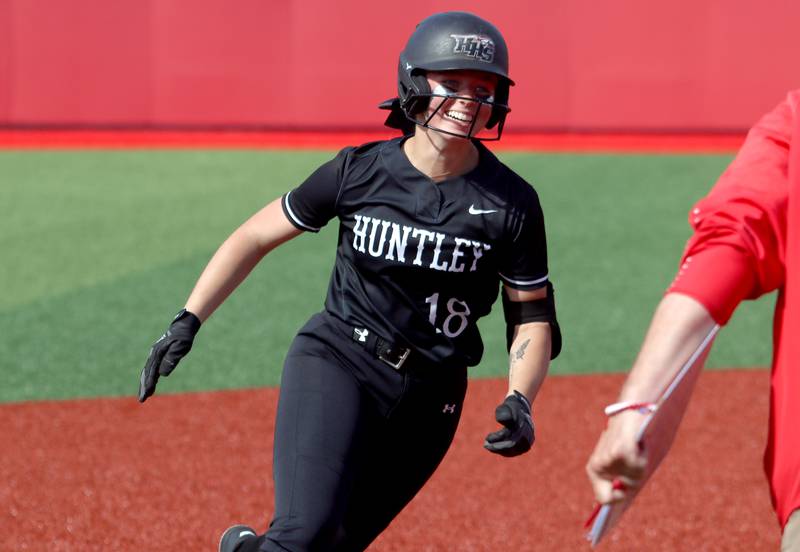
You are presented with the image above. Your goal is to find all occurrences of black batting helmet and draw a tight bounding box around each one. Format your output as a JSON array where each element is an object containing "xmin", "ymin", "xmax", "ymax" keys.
[{"xmin": 380, "ymin": 11, "xmax": 513, "ymax": 139}]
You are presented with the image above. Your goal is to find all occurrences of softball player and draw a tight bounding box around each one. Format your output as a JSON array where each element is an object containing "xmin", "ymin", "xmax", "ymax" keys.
[{"xmin": 139, "ymin": 11, "xmax": 561, "ymax": 552}]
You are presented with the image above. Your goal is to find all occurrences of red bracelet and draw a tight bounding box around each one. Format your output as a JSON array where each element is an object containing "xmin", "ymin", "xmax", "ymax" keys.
[{"xmin": 604, "ymin": 401, "xmax": 657, "ymax": 416}]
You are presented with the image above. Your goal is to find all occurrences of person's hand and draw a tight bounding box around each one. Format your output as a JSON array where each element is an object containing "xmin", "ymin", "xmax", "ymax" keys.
[
  {"xmin": 138, "ymin": 309, "xmax": 202, "ymax": 403},
  {"xmin": 586, "ymin": 411, "xmax": 649, "ymax": 504},
  {"xmin": 484, "ymin": 390, "xmax": 534, "ymax": 456}
]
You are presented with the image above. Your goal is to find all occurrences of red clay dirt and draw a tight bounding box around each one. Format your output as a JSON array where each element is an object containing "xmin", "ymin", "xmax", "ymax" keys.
[{"xmin": 2, "ymin": 370, "xmax": 777, "ymax": 551}]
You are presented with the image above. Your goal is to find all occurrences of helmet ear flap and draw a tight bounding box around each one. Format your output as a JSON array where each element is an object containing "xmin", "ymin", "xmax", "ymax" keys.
[
  {"xmin": 405, "ymin": 73, "xmax": 431, "ymax": 116},
  {"xmin": 398, "ymin": 55, "xmax": 432, "ymax": 117},
  {"xmin": 486, "ymin": 80, "xmax": 510, "ymax": 130}
]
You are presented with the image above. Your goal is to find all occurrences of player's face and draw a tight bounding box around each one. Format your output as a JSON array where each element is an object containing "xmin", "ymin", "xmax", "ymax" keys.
[{"xmin": 422, "ymin": 70, "xmax": 498, "ymax": 139}]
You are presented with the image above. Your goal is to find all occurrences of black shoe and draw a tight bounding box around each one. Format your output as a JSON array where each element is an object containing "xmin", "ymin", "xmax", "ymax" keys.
[{"xmin": 218, "ymin": 525, "xmax": 258, "ymax": 552}]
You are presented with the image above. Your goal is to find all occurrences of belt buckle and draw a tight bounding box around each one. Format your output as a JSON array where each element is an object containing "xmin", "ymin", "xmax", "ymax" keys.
[{"xmin": 380, "ymin": 347, "xmax": 410, "ymax": 370}]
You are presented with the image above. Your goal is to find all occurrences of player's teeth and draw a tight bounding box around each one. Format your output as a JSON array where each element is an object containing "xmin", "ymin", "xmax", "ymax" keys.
[{"xmin": 446, "ymin": 111, "xmax": 471, "ymax": 122}]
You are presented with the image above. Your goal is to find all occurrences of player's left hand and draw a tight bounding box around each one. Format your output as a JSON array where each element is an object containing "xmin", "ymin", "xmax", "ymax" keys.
[{"xmin": 484, "ymin": 390, "xmax": 534, "ymax": 456}]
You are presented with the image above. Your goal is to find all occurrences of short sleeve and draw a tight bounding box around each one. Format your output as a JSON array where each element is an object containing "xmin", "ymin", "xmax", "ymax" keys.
[
  {"xmin": 281, "ymin": 148, "xmax": 352, "ymax": 232},
  {"xmin": 667, "ymin": 92, "xmax": 796, "ymax": 323},
  {"xmin": 498, "ymin": 189, "xmax": 549, "ymax": 290}
]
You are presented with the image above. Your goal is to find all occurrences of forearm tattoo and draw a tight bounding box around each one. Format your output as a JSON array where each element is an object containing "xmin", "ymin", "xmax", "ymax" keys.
[
  {"xmin": 512, "ymin": 338, "xmax": 531, "ymax": 363},
  {"xmin": 509, "ymin": 338, "xmax": 531, "ymax": 382},
  {"xmin": 508, "ymin": 339, "xmax": 531, "ymax": 377}
]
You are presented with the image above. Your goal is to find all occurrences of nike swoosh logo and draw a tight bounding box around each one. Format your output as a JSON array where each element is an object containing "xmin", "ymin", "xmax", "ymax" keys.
[{"xmin": 469, "ymin": 205, "xmax": 498, "ymax": 215}]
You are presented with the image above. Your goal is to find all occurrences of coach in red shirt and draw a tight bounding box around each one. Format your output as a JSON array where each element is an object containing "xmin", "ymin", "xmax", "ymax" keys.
[{"xmin": 586, "ymin": 89, "xmax": 800, "ymax": 550}]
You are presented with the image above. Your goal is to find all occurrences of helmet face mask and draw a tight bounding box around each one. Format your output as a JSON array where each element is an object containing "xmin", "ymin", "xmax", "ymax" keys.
[
  {"xmin": 411, "ymin": 86, "xmax": 507, "ymax": 140},
  {"xmin": 394, "ymin": 12, "xmax": 513, "ymax": 141}
]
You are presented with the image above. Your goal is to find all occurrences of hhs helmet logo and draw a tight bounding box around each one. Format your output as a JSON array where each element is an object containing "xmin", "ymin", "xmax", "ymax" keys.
[{"xmin": 450, "ymin": 34, "xmax": 495, "ymax": 63}]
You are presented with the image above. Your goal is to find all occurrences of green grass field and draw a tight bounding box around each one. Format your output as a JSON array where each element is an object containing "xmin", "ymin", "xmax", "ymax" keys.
[{"xmin": 0, "ymin": 149, "xmax": 775, "ymax": 403}]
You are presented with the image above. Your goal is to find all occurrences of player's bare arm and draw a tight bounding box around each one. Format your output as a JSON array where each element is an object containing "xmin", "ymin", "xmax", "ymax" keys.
[
  {"xmin": 138, "ymin": 197, "xmax": 301, "ymax": 402},
  {"xmin": 505, "ymin": 285, "xmax": 551, "ymax": 401},
  {"xmin": 484, "ymin": 285, "xmax": 554, "ymax": 457},
  {"xmin": 185, "ymin": 197, "xmax": 302, "ymax": 322},
  {"xmin": 586, "ymin": 292, "xmax": 717, "ymax": 503}
]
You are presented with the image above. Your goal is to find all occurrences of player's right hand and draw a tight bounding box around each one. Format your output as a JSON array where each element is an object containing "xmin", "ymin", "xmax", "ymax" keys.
[{"xmin": 138, "ymin": 309, "xmax": 202, "ymax": 403}]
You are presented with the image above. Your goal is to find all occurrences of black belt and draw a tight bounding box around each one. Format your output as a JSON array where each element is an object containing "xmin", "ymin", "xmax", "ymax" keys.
[{"xmin": 351, "ymin": 326, "xmax": 411, "ymax": 370}]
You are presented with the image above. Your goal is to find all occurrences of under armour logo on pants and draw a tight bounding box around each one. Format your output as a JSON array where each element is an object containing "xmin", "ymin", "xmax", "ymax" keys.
[{"xmin": 442, "ymin": 404, "xmax": 456, "ymax": 414}]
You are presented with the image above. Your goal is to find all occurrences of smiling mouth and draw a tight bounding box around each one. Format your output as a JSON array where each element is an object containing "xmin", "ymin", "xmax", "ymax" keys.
[{"xmin": 444, "ymin": 110, "xmax": 473, "ymax": 123}]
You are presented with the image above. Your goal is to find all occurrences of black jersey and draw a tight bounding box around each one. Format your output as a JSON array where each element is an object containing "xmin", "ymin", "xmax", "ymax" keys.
[{"xmin": 281, "ymin": 136, "xmax": 549, "ymax": 368}]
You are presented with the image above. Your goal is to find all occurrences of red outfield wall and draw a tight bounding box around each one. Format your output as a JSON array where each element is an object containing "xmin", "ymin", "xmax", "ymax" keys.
[{"xmin": 2, "ymin": 0, "xmax": 800, "ymax": 132}]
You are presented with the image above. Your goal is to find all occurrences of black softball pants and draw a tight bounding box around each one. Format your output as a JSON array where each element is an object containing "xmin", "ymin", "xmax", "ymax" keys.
[{"xmin": 258, "ymin": 312, "xmax": 468, "ymax": 552}]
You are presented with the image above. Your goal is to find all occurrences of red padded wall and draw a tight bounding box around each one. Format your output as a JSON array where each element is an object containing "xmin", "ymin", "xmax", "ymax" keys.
[
  {"xmin": 0, "ymin": 0, "xmax": 15, "ymax": 122},
  {"xmin": 7, "ymin": 0, "xmax": 153, "ymax": 124},
  {"xmin": 3, "ymin": 0, "xmax": 800, "ymax": 131}
]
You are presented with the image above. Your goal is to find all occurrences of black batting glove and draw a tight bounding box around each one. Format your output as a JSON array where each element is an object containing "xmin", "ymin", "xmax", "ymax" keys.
[
  {"xmin": 138, "ymin": 309, "xmax": 202, "ymax": 403},
  {"xmin": 483, "ymin": 390, "xmax": 535, "ymax": 457}
]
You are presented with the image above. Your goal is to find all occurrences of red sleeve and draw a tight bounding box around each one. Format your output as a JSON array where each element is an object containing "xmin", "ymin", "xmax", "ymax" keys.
[{"xmin": 667, "ymin": 91, "xmax": 799, "ymax": 324}]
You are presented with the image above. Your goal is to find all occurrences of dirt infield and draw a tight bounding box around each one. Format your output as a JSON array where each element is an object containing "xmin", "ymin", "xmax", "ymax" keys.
[{"xmin": 2, "ymin": 370, "xmax": 777, "ymax": 551}]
